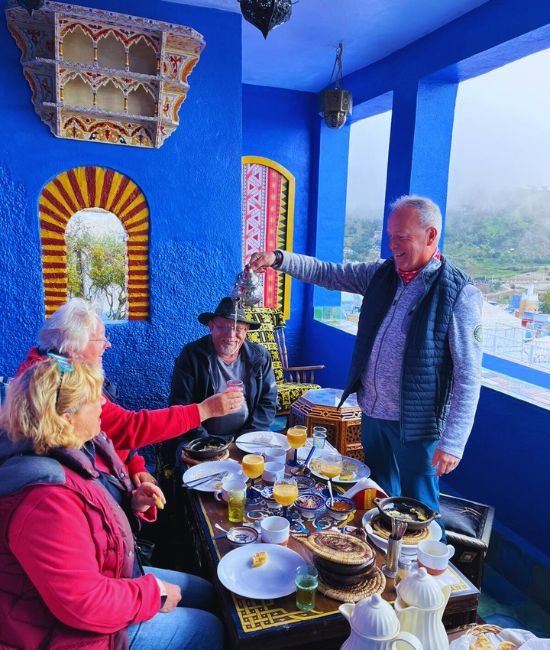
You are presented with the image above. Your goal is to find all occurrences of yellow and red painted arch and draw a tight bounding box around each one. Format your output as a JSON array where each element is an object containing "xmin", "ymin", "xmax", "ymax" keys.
[{"xmin": 39, "ymin": 166, "xmax": 149, "ymax": 320}]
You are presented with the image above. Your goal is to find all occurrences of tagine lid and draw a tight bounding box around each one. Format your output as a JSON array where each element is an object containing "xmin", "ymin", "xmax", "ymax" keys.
[
  {"xmin": 396, "ymin": 566, "xmax": 445, "ymax": 609},
  {"xmin": 300, "ymin": 531, "xmax": 375, "ymax": 566}
]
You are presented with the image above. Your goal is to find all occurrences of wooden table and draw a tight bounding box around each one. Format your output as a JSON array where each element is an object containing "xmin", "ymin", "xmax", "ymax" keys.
[
  {"xmin": 181, "ymin": 449, "xmax": 480, "ymax": 649},
  {"xmin": 288, "ymin": 388, "xmax": 363, "ymax": 461}
]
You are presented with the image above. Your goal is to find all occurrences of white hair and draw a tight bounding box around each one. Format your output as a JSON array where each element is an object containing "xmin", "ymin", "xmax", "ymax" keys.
[
  {"xmin": 390, "ymin": 195, "xmax": 442, "ymax": 241},
  {"xmin": 39, "ymin": 298, "xmax": 101, "ymax": 357}
]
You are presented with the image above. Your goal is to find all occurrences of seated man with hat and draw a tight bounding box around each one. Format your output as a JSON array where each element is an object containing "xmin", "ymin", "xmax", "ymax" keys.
[{"xmin": 166, "ymin": 297, "xmax": 277, "ymax": 465}]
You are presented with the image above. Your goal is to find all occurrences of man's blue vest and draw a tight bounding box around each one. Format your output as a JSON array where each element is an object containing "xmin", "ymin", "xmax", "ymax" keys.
[{"xmin": 340, "ymin": 257, "xmax": 470, "ymax": 442}]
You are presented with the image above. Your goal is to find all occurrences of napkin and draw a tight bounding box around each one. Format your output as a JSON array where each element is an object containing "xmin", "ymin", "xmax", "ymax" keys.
[{"xmin": 342, "ymin": 477, "xmax": 388, "ymax": 500}]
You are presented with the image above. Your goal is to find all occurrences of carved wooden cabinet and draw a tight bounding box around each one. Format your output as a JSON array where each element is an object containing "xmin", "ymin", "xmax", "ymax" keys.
[{"xmin": 6, "ymin": 1, "xmax": 205, "ymax": 147}]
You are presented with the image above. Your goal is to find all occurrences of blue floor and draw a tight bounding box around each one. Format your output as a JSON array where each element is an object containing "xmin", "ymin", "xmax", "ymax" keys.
[{"xmin": 479, "ymin": 565, "xmax": 550, "ymax": 638}]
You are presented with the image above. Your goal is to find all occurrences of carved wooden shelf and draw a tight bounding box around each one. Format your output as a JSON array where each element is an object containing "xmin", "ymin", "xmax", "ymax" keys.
[{"xmin": 6, "ymin": 1, "xmax": 205, "ymax": 148}]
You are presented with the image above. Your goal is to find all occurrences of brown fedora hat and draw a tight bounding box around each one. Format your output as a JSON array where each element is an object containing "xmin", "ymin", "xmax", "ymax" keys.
[{"xmin": 198, "ymin": 297, "xmax": 260, "ymax": 329}]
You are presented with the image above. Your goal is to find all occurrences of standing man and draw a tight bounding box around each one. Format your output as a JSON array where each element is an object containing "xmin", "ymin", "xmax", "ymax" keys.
[
  {"xmin": 249, "ymin": 195, "xmax": 483, "ymax": 519},
  {"xmin": 167, "ymin": 297, "xmax": 277, "ymax": 465}
]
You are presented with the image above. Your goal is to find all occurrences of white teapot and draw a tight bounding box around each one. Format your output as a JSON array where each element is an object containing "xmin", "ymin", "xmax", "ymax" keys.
[
  {"xmin": 394, "ymin": 567, "xmax": 451, "ymax": 650},
  {"xmin": 339, "ymin": 593, "xmax": 423, "ymax": 650}
]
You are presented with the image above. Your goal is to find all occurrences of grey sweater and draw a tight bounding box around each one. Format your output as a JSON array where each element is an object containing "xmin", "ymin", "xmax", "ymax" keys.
[{"xmin": 278, "ymin": 251, "xmax": 483, "ymax": 459}]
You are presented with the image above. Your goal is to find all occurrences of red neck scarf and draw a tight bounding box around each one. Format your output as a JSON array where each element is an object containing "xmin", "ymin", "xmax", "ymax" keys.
[{"xmin": 398, "ymin": 249, "xmax": 441, "ymax": 285}]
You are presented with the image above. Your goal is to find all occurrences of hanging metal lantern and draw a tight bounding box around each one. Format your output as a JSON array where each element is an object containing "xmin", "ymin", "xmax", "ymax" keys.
[
  {"xmin": 239, "ymin": 0, "xmax": 292, "ymax": 39},
  {"xmin": 318, "ymin": 43, "xmax": 353, "ymax": 129},
  {"xmin": 17, "ymin": 0, "xmax": 44, "ymax": 14}
]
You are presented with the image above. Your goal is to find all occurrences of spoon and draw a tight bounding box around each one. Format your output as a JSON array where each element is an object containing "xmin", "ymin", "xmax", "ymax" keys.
[
  {"xmin": 215, "ymin": 523, "xmax": 229, "ymax": 534},
  {"xmin": 327, "ymin": 479, "xmax": 334, "ymax": 506}
]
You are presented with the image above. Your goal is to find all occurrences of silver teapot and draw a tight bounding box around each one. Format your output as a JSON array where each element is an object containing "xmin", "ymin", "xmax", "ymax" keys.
[{"xmin": 231, "ymin": 267, "xmax": 263, "ymax": 306}]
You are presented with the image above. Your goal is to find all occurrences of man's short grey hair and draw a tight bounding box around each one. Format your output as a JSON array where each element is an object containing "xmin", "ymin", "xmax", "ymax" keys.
[
  {"xmin": 39, "ymin": 298, "xmax": 101, "ymax": 357},
  {"xmin": 390, "ymin": 195, "xmax": 442, "ymax": 241}
]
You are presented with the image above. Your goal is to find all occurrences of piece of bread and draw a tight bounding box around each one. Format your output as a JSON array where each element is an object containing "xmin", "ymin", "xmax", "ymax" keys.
[
  {"xmin": 250, "ymin": 551, "xmax": 268, "ymax": 568},
  {"xmin": 497, "ymin": 643, "xmax": 517, "ymax": 650},
  {"xmin": 469, "ymin": 634, "xmax": 494, "ymax": 650}
]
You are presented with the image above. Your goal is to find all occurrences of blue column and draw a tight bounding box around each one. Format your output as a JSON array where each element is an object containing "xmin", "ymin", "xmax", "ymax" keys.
[
  {"xmin": 314, "ymin": 121, "xmax": 351, "ymax": 308},
  {"xmin": 382, "ymin": 79, "xmax": 458, "ymax": 255}
]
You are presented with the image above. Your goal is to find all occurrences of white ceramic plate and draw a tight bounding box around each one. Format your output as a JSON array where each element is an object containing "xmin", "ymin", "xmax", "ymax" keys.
[
  {"xmin": 182, "ymin": 459, "xmax": 244, "ymax": 492},
  {"xmin": 361, "ymin": 507, "xmax": 442, "ymax": 555},
  {"xmin": 308, "ymin": 455, "xmax": 370, "ymax": 484},
  {"xmin": 236, "ymin": 431, "xmax": 290, "ymax": 454},
  {"xmin": 217, "ymin": 543, "xmax": 304, "ymax": 600}
]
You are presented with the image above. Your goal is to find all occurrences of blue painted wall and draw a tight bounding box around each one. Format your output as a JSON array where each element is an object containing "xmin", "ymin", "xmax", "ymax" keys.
[
  {"xmin": 0, "ymin": 0, "xmax": 242, "ymax": 409},
  {"xmin": 242, "ymin": 84, "xmax": 318, "ymax": 366},
  {"xmin": 442, "ymin": 387, "xmax": 550, "ymax": 558}
]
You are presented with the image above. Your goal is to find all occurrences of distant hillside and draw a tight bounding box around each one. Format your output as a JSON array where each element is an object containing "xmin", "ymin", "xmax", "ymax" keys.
[
  {"xmin": 445, "ymin": 187, "xmax": 550, "ymax": 278},
  {"xmin": 344, "ymin": 188, "xmax": 550, "ymax": 278}
]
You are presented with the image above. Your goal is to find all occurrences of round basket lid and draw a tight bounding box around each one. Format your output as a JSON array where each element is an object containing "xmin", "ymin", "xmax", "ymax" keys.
[{"xmin": 300, "ymin": 531, "xmax": 375, "ymax": 566}]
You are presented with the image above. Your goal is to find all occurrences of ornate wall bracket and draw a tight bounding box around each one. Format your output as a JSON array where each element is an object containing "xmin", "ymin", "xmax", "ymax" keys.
[{"xmin": 6, "ymin": 1, "xmax": 205, "ymax": 148}]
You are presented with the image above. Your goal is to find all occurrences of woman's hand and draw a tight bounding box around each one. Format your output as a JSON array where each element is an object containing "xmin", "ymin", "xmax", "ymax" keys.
[
  {"xmin": 157, "ymin": 579, "xmax": 182, "ymax": 613},
  {"xmin": 248, "ymin": 251, "xmax": 276, "ymax": 273},
  {"xmin": 131, "ymin": 481, "xmax": 166, "ymax": 513},
  {"xmin": 198, "ymin": 390, "xmax": 244, "ymax": 422},
  {"xmin": 132, "ymin": 471, "xmax": 157, "ymax": 486}
]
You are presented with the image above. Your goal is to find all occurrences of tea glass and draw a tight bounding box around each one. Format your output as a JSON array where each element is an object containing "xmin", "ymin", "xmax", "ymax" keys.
[
  {"xmin": 312, "ymin": 426, "xmax": 327, "ymax": 449},
  {"xmin": 295, "ymin": 565, "xmax": 318, "ymax": 611}
]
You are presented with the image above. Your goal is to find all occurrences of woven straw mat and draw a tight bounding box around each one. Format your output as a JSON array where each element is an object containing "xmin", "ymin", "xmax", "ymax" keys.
[{"xmin": 318, "ymin": 567, "xmax": 385, "ymax": 603}]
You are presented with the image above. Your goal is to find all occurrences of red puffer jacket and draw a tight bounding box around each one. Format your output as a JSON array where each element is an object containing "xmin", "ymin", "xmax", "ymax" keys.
[{"xmin": 0, "ymin": 458, "xmax": 160, "ymax": 649}]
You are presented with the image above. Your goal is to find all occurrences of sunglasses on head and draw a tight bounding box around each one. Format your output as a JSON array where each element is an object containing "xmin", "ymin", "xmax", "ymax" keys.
[{"xmin": 47, "ymin": 353, "xmax": 74, "ymax": 410}]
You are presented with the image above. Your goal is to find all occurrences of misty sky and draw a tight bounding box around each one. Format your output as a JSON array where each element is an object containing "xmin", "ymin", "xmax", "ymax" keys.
[{"xmin": 346, "ymin": 46, "xmax": 550, "ymax": 217}]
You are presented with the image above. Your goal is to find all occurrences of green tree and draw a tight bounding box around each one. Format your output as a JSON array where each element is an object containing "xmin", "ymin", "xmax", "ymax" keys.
[
  {"xmin": 66, "ymin": 214, "xmax": 127, "ymax": 320},
  {"xmin": 541, "ymin": 290, "xmax": 550, "ymax": 314}
]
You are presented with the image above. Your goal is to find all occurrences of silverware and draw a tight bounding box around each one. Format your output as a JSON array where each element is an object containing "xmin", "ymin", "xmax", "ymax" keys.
[
  {"xmin": 215, "ymin": 523, "xmax": 229, "ymax": 534},
  {"xmin": 294, "ymin": 445, "xmax": 316, "ymax": 475},
  {"xmin": 328, "ymin": 479, "xmax": 334, "ymax": 506},
  {"xmin": 184, "ymin": 471, "xmax": 227, "ymax": 488},
  {"xmin": 239, "ymin": 442, "xmax": 284, "ymax": 449}
]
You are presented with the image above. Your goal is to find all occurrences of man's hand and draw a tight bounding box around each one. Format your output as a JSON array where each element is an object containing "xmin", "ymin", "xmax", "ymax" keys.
[
  {"xmin": 132, "ymin": 471, "xmax": 157, "ymax": 486},
  {"xmin": 132, "ymin": 481, "xmax": 166, "ymax": 513},
  {"xmin": 431, "ymin": 449, "xmax": 460, "ymax": 477},
  {"xmin": 248, "ymin": 251, "xmax": 276, "ymax": 273},
  {"xmin": 159, "ymin": 580, "xmax": 182, "ymax": 613},
  {"xmin": 198, "ymin": 390, "xmax": 244, "ymax": 421}
]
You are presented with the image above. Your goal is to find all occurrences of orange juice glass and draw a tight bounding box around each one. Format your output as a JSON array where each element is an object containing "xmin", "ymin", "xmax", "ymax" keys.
[
  {"xmin": 242, "ymin": 454, "xmax": 264, "ymax": 480},
  {"xmin": 273, "ymin": 478, "xmax": 298, "ymax": 520},
  {"xmin": 321, "ymin": 450, "xmax": 343, "ymax": 480},
  {"xmin": 286, "ymin": 425, "xmax": 307, "ymax": 466}
]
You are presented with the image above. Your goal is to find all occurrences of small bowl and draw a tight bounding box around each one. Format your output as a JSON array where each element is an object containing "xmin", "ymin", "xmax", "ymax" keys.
[
  {"xmin": 295, "ymin": 475, "xmax": 316, "ymax": 492},
  {"xmin": 226, "ymin": 525, "xmax": 259, "ymax": 546},
  {"xmin": 325, "ymin": 496, "xmax": 356, "ymax": 522},
  {"xmin": 295, "ymin": 492, "xmax": 325, "ymax": 519},
  {"xmin": 260, "ymin": 486, "xmax": 281, "ymax": 510},
  {"xmin": 183, "ymin": 435, "xmax": 232, "ymax": 460}
]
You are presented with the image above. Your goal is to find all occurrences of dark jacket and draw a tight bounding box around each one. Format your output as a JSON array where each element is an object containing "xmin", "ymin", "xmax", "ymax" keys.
[
  {"xmin": 166, "ymin": 335, "xmax": 277, "ymax": 458},
  {"xmin": 342, "ymin": 257, "xmax": 470, "ymax": 442}
]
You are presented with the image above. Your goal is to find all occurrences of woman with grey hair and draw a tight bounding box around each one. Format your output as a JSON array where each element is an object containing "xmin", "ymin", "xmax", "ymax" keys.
[{"xmin": 17, "ymin": 298, "xmax": 243, "ymax": 482}]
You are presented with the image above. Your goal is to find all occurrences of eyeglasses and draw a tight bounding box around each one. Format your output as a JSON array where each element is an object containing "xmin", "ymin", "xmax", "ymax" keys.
[
  {"xmin": 47, "ymin": 352, "xmax": 74, "ymax": 410},
  {"xmin": 89, "ymin": 337, "xmax": 110, "ymax": 346},
  {"xmin": 213, "ymin": 323, "xmax": 249, "ymax": 335}
]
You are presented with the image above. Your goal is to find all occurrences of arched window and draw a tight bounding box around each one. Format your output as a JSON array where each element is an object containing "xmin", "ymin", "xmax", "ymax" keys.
[{"xmin": 39, "ymin": 166, "xmax": 149, "ymax": 319}]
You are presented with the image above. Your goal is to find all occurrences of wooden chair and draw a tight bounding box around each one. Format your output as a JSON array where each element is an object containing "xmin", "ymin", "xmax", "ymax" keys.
[{"xmin": 243, "ymin": 306, "xmax": 324, "ymax": 415}]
